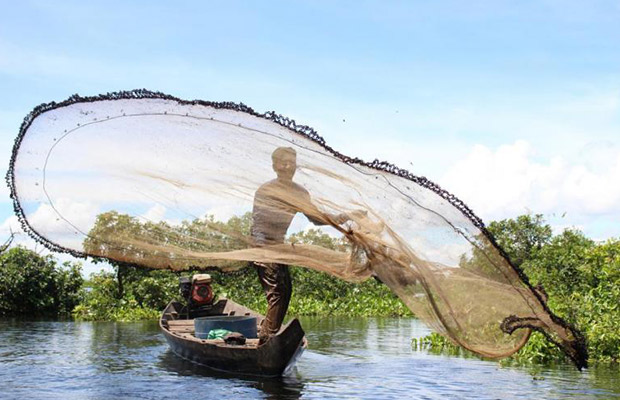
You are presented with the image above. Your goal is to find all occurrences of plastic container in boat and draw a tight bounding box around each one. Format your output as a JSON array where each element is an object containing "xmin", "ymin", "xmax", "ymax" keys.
[{"xmin": 194, "ymin": 316, "xmax": 258, "ymax": 339}]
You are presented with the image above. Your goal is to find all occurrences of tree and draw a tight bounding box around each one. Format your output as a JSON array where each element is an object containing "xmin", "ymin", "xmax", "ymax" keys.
[
  {"xmin": 79, "ymin": 211, "xmax": 257, "ymax": 319},
  {"xmin": 525, "ymin": 229, "xmax": 594, "ymax": 298},
  {"xmin": 486, "ymin": 214, "xmax": 553, "ymax": 268},
  {"xmin": 0, "ymin": 247, "xmax": 83, "ymax": 316}
]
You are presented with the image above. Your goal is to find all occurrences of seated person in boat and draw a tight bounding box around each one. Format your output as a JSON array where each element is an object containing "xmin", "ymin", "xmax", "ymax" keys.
[{"xmin": 251, "ymin": 147, "xmax": 348, "ymax": 343}]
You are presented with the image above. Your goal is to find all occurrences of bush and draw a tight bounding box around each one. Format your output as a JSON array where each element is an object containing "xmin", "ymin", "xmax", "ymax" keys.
[
  {"xmin": 73, "ymin": 266, "xmax": 180, "ymax": 321},
  {"xmin": 418, "ymin": 215, "xmax": 620, "ymax": 366},
  {"xmin": 0, "ymin": 247, "xmax": 83, "ymax": 316}
]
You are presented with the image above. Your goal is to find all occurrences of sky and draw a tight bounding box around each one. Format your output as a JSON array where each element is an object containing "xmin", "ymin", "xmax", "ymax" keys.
[{"xmin": 1, "ymin": 0, "xmax": 619, "ymax": 276}]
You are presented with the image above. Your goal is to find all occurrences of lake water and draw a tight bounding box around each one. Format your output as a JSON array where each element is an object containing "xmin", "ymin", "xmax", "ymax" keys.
[{"xmin": 1, "ymin": 317, "xmax": 618, "ymax": 399}]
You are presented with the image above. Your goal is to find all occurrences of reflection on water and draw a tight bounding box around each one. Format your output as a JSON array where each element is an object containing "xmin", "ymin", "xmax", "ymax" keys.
[
  {"xmin": 0, "ymin": 317, "xmax": 618, "ymax": 399},
  {"xmin": 158, "ymin": 351, "xmax": 304, "ymax": 400}
]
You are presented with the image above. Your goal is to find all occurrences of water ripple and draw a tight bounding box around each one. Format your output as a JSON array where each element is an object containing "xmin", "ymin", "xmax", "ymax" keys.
[{"xmin": 0, "ymin": 317, "xmax": 618, "ymax": 399}]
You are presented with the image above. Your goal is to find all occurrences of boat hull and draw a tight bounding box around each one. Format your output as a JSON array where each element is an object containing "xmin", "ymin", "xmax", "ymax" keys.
[{"xmin": 160, "ymin": 300, "xmax": 306, "ymax": 377}]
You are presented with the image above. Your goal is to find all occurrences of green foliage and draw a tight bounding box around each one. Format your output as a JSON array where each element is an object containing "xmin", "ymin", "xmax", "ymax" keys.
[
  {"xmin": 287, "ymin": 229, "xmax": 410, "ymax": 316},
  {"xmin": 288, "ymin": 267, "xmax": 410, "ymax": 316},
  {"xmin": 459, "ymin": 214, "xmax": 553, "ymax": 280},
  {"xmin": 7, "ymin": 207, "xmax": 619, "ymax": 367},
  {"xmin": 524, "ymin": 229, "xmax": 595, "ymax": 298},
  {"xmin": 73, "ymin": 267, "xmax": 180, "ymax": 321},
  {"xmin": 7, "ymin": 208, "xmax": 619, "ymax": 367},
  {"xmin": 0, "ymin": 247, "xmax": 83, "ymax": 316},
  {"xmin": 72, "ymin": 271, "xmax": 120, "ymax": 320},
  {"xmin": 83, "ymin": 211, "xmax": 253, "ymax": 270},
  {"xmin": 412, "ymin": 332, "xmax": 476, "ymax": 358},
  {"xmin": 206, "ymin": 228, "xmax": 411, "ymax": 317},
  {"xmin": 487, "ymin": 214, "xmax": 553, "ymax": 268},
  {"xmin": 289, "ymin": 228, "xmax": 349, "ymax": 251},
  {"xmin": 506, "ymin": 332, "xmax": 565, "ymax": 365},
  {"xmin": 74, "ymin": 219, "xmax": 411, "ymax": 320},
  {"xmin": 78, "ymin": 211, "xmax": 256, "ymax": 321},
  {"xmin": 512, "ymin": 230, "xmax": 620, "ymax": 364},
  {"xmin": 130, "ymin": 273, "xmax": 179, "ymax": 310},
  {"xmin": 209, "ymin": 268, "xmax": 268, "ymax": 314},
  {"xmin": 571, "ymin": 239, "xmax": 620, "ymax": 362},
  {"xmin": 423, "ymin": 214, "xmax": 620, "ymax": 366}
]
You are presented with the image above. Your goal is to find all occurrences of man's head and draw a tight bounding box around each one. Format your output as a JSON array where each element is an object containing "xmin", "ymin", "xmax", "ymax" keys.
[{"xmin": 271, "ymin": 147, "xmax": 297, "ymax": 181}]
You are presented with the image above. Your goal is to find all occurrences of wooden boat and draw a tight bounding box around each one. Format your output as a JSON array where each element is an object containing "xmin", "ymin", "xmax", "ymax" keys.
[{"xmin": 160, "ymin": 298, "xmax": 307, "ymax": 377}]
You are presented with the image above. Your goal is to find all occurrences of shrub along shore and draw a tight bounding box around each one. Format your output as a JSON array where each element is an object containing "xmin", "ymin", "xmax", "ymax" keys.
[{"xmin": 1, "ymin": 214, "xmax": 618, "ymax": 365}]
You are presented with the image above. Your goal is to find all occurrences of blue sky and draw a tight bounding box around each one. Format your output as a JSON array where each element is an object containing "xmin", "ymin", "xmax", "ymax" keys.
[{"xmin": 1, "ymin": 1, "xmax": 619, "ymax": 274}]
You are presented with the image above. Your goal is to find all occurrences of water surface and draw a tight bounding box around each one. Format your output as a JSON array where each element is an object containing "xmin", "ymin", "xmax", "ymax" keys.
[{"xmin": 0, "ymin": 317, "xmax": 618, "ymax": 399}]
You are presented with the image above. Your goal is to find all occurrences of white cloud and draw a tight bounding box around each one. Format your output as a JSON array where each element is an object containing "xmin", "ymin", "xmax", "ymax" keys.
[
  {"xmin": 204, "ymin": 203, "xmax": 252, "ymax": 223},
  {"xmin": 0, "ymin": 213, "xmax": 112, "ymax": 277},
  {"xmin": 439, "ymin": 140, "xmax": 620, "ymax": 235},
  {"xmin": 0, "ymin": 198, "xmax": 100, "ymax": 255},
  {"xmin": 27, "ymin": 198, "xmax": 99, "ymax": 236},
  {"xmin": 1, "ymin": 214, "xmax": 22, "ymax": 237},
  {"xmin": 317, "ymin": 86, "xmax": 620, "ymax": 181},
  {"xmin": 6, "ymin": 84, "xmax": 620, "ymax": 243},
  {"xmin": 420, "ymin": 241, "xmax": 472, "ymax": 268},
  {"xmin": 139, "ymin": 204, "xmax": 167, "ymax": 222}
]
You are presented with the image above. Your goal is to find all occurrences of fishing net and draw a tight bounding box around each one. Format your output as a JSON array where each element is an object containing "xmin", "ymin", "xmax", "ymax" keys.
[{"xmin": 6, "ymin": 90, "xmax": 587, "ymax": 369}]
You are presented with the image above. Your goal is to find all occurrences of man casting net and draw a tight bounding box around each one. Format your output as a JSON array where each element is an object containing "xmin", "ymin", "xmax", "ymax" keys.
[{"xmin": 7, "ymin": 90, "xmax": 587, "ymax": 369}]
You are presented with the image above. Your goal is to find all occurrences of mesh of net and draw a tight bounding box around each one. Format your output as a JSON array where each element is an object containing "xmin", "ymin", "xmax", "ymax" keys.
[{"xmin": 6, "ymin": 90, "xmax": 587, "ymax": 369}]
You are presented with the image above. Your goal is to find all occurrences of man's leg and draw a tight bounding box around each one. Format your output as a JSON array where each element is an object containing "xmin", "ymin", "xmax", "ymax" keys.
[{"xmin": 255, "ymin": 262, "xmax": 292, "ymax": 342}]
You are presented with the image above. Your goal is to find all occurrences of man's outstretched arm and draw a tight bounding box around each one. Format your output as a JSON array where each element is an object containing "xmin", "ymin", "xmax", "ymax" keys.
[{"xmin": 297, "ymin": 190, "xmax": 349, "ymax": 227}]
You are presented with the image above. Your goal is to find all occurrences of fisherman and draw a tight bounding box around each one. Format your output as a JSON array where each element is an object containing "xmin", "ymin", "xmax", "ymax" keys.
[{"xmin": 251, "ymin": 147, "xmax": 348, "ymax": 343}]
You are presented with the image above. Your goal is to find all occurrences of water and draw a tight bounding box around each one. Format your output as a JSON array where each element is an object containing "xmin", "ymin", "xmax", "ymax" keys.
[{"xmin": 0, "ymin": 317, "xmax": 618, "ymax": 399}]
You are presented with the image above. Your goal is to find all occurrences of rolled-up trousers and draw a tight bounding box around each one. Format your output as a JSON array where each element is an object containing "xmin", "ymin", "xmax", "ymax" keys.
[{"xmin": 253, "ymin": 262, "xmax": 292, "ymax": 338}]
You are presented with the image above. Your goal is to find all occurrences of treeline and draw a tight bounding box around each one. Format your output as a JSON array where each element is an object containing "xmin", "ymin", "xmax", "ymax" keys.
[
  {"xmin": 0, "ymin": 218, "xmax": 408, "ymax": 320},
  {"xmin": 0, "ymin": 247, "xmax": 82, "ymax": 316},
  {"xmin": 73, "ymin": 211, "xmax": 409, "ymax": 319},
  {"xmin": 1, "ymin": 213, "xmax": 618, "ymax": 365},
  {"xmin": 71, "ymin": 227, "xmax": 409, "ymax": 321},
  {"xmin": 420, "ymin": 214, "xmax": 620, "ymax": 364}
]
